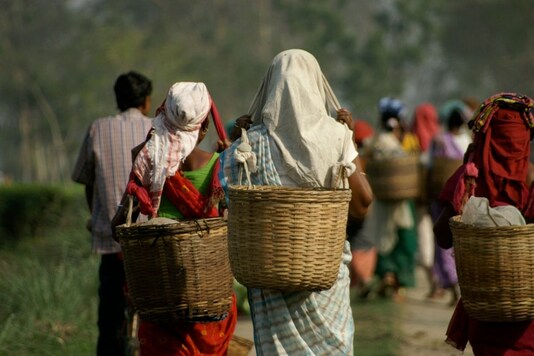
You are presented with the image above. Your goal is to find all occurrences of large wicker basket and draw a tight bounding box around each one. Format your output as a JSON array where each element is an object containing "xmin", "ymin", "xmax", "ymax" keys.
[
  {"xmin": 365, "ymin": 155, "xmax": 421, "ymax": 201},
  {"xmin": 449, "ymin": 215, "xmax": 534, "ymax": 322},
  {"xmin": 427, "ymin": 158, "xmax": 462, "ymax": 200},
  {"xmin": 227, "ymin": 185, "xmax": 351, "ymax": 291},
  {"xmin": 116, "ymin": 217, "xmax": 234, "ymax": 323}
]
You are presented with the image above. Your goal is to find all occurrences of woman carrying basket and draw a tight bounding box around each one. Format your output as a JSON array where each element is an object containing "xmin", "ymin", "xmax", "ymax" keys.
[
  {"xmin": 359, "ymin": 98, "xmax": 419, "ymax": 301},
  {"xmin": 433, "ymin": 93, "xmax": 534, "ymax": 354},
  {"xmin": 113, "ymin": 82, "xmax": 237, "ymax": 355},
  {"xmin": 222, "ymin": 49, "xmax": 373, "ymax": 355},
  {"xmin": 427, "ymin": 100, "xmax": 472, "ymax": 303}
]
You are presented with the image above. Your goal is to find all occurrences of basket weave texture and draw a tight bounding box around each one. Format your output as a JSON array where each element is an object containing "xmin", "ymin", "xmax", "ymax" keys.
[
  {"xmin": 116, "ymin": 217, "xmax": 234, "ymax": 323},
  {"xmin": 428, "ymin": 158, "xmax": 462, "ymax": 200},
  {"xmin": 227, "ymin": 185, "xmax": 351, "ymax": 291},
  {"xmin": 449, "ymin": 215, "xmax": 534, "ymax": 322},
  {"xmin": 365, "ymin": 155, "xmax": 421, "ymax": 201}
]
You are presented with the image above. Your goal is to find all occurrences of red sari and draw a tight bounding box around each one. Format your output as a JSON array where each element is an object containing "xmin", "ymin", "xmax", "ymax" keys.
[{"xmin": 137, "ymin": 296, "xmax": 238, "ymax": 356}]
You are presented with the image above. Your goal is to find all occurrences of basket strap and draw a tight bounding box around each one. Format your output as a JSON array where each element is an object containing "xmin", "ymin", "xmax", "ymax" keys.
[
  {"xmin": 235, "ymin": 128, "xmax": 256, "ymax": 188},
  {"xmin": 126, "ymin": 195, "xmax": 134, "ymax": 227},
  {"xmin": 331, "ymin": 164, "xmax": 348, "ymax": 189}
]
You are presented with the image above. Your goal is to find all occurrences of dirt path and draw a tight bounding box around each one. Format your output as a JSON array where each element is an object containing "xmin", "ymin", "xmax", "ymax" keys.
[{"xmin": 399, "ymin": 267, "xmax": 474, "ymax": 355}]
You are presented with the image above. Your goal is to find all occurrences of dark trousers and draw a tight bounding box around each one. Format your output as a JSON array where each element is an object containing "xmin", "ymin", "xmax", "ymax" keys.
[{"xmin": 97, "ymin": 253, "xmax": 126, "ymax": 356}]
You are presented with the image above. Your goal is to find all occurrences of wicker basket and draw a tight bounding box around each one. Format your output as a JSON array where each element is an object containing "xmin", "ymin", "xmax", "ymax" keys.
[
  {"xmin": 227, "ymin": 185, "xmax": 351, "ymax": 291},
  {"xmin": 365, "ymin": 155, "xmax": 421, "ymax": 201},
  {"xmin": 428, "ymin": 158, "xmax": 462, "ymax": 200},
  {"xmin": 449, "ymin": 215, "xmax": 534, "ymax": 321},
  {"xmin": 116, "ymin": 217, "xmax": 234, "ymax": 323}
]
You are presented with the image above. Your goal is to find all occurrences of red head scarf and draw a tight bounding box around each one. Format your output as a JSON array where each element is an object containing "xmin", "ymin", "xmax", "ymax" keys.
[
  {"xmin": 441, "ymin": 93, "xmax": 534, "ymax": 216},
  {"xmin": 411, "ymin": 103, "xmax": 439, "ymax": 152},
  {"xmin": 472, "ymin": 108, "xmax": 531, "ymax": 209},
  {"xmin": 352, "ymin": 119, "xmax": 374, "ymax": 147}
]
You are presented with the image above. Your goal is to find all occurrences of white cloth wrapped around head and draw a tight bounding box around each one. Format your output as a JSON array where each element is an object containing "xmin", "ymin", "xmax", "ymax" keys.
[
  {"xmin": 247, "ymin": 49, "xmax": 355, "ymax": 187},
  {"xmin": 163, "ymin": 82, "xmax": 211, "ymax": 131},
  {"xmin": 133, "ymin": 82, "xmax": 212, "ymax": 213}
]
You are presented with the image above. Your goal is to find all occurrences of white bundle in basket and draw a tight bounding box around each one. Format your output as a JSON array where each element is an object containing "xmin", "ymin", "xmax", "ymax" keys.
[{"xmin": 461, "ymin": 196, "xmax": 525, "ymax": 227}]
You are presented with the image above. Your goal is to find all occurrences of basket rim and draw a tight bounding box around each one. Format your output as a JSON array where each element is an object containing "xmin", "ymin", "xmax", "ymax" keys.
[
  {"xmin": 449, "ymin": 215, "xmax": 534, "ymax": 232},
  {"xmin": 115, "ymin": 217, "xmax": 226, "ymax": 237},
  {"xmin": 228, "ymin": 185, "xmax": 351, "ymax": 193}
]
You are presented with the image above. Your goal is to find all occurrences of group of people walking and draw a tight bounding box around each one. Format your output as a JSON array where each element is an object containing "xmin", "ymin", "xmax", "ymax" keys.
[
  {"xmin": 73, "ymin": 47, "xmax": 534, "ymax": 355},
  {"xmin": 348, "ymin": 96, "xmax": 475, "ymax": 305}
]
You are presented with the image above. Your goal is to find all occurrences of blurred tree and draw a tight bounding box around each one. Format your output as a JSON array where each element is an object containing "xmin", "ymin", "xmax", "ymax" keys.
[
  {"xmin": 0, "ymin": 0, "xmax": 78, "ymax": 182},
  {"xmin": 343, "ymin": 0, "xmax": 445, "ymax": 121},
  {"xmin": 0, "ymin": 0, "xmax": 532, "ymax": 183},
  {"xmin": 272, "ymin": 0, "xmax": 445, "ymax": 122},
  {"xmin": 437, "ymin": 0, "xmax": 534, "ymax": 100}
]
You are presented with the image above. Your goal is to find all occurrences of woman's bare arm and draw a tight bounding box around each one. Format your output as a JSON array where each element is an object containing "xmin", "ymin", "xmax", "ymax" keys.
[{"xmin": 348, "ymin": 156, "xmax": 373, "ymax": 218}]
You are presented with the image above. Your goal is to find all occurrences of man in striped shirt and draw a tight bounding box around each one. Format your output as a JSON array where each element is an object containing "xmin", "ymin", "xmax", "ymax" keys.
[{"xmin": 72, "ymin": 71, "xmax": 153, "ymax": 356}]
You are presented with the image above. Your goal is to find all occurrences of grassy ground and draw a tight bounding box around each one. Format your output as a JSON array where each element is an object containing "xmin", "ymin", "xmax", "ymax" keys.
[
  {"xmin": 0, "ymin": 188, "xmax": 99, "ymax": 356},
  {"xmin": 0, "ymin": 232, "xmax": 99, "ymax": 356}
]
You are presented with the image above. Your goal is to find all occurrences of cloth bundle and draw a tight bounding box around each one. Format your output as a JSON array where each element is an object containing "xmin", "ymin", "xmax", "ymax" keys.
[{"xmin": 461, "ymin": 196, "xmax": 525, "ymax": 227}]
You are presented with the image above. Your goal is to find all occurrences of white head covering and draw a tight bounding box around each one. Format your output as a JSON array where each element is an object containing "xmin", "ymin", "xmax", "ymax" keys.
[
  {"xmin": 133, "ymin": 82, "xmax": 211, "ymax": 212},
  {"xmin": 248, "ymin": 49, "xmax": 353, "ymax": 187}
]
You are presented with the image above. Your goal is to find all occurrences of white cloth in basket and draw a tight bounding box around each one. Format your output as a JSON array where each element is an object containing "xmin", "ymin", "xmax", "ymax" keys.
[{"xmin": 461, "ymin": 196, "xmax": 525, "ymax": 227}]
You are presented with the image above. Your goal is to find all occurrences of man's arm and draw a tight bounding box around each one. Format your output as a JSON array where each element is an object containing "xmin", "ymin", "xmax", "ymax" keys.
[{"xmin": 85, "ymin": 183, "xmax": 93, "ymax": 212}]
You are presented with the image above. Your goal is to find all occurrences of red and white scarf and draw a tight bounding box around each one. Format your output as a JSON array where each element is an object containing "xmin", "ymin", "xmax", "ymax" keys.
[{"xmin": 132, "ymin": 82, "xmax": 214, "ymax": 215}]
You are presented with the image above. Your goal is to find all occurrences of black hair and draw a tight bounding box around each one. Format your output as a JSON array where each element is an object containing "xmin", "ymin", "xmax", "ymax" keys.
[
  {"xmin": 114, "ymin": 71, "xmax": 153, "ymax": 112},
  {"xmin": 447, "ymin": 109, "xmax": 466, "ymax": 131}
]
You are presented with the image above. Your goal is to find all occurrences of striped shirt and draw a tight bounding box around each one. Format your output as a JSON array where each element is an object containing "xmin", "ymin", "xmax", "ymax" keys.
[{"xmin": 72, "ymin": 108, "xmax": 153, "ymax": 254}]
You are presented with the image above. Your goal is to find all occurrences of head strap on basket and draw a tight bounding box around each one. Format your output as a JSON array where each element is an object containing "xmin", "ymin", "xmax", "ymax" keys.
[{"xmin": 126, "ymin": 195, "xmax": 134, "ymax": 227}]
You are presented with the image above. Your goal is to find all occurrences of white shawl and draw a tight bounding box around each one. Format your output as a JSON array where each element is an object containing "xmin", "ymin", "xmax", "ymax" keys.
[{"xmin": 247, "ymin": 49, "xmax": 354, "ymax": 187}]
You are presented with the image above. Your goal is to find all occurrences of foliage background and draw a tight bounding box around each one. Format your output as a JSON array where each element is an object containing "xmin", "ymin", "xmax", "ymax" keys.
[{"xmin": 0, "ymin": 0, "xmax": 533, "ymax": 182}]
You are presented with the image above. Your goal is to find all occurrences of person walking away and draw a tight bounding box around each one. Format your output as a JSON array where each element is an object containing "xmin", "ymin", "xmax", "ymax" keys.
[
  {"xmin": 433, "ymin": 93, "xmax": 534, "ymax": 354},
  {"xmin": 71, "ymin": 71, "xmax": 153, "ymax": 355},
  {"xmin": 428, "ymin": 100, "xmax": 472, "ymax": 303},
  {"xmin": 410, "ymin": 103, "xmax": 441, "ymax": 299},
  {"xmin": 347, "ymin": 118, "xmax": 377, "ymax": 296},
  {"xmin": 222, "ymin": 49, "xmax": 373, "ymax": 355},
  {"xmin": 361, "ymin": 97, "xmax": 419, "ymax": 301},
  {"xmin": 113, "ymin": 82, "xmax": 237, "ymax": 355}
]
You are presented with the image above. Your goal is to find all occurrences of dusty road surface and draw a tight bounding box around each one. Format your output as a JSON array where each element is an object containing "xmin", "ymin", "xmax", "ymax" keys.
[
  {"xmin": 231, "ymin": 267, "xmax": 475, "ymax": 355},
  {"xmin": 398, "ymin": 267, "xmax": 474, "ymax": 356}
]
